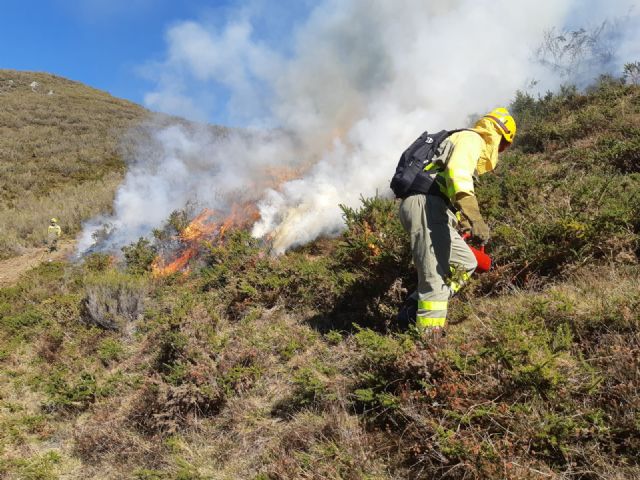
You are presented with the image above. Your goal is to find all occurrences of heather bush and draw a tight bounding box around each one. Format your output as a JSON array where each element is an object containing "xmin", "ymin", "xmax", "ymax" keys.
[{"xmin": 81, "ymin": 271, "xmax": 146, "ymax": 331}]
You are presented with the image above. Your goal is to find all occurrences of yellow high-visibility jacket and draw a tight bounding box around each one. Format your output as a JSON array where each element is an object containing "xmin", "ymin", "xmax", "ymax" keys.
[
  {"xmin": 435, "ymin": 117, "xmax": 503, "ymax": 204},
  {"xmin": 48, "ymin": 225, "xmax": 62, "ymax": 240}
]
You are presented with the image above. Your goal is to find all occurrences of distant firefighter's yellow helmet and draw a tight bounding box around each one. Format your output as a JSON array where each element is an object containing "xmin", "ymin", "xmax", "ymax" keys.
[
  {"xmin": 50, "ymin": 218, "xmax": 58, "ymax": 224},
  {"xmin": 484, "ymin": 107, "xmax": 516, "ymax": 143}
]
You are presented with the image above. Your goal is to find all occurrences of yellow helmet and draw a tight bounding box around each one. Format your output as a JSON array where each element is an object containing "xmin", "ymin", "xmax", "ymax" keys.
[
  {"xmin": 484, "ymin": 107, "xmax": 516, "ymax": 143},
  {"xmin": 50, "ymin": 218, "xmax": 58, "ymax": 224}
]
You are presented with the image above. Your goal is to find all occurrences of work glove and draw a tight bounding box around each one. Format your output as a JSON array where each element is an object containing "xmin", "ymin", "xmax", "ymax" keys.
[
  {"xmin": 456, "ymin": 194, "xmax": 490, "ymax": 244},
  {"xmin": 458, "ymin": 215, "xmax": 472, "ymax": 235}
]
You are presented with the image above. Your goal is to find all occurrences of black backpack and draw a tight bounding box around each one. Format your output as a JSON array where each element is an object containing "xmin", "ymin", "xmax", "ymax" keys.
[{"xmin": 390, "ymin": 129, "xmax": 461, "ymax": 198}]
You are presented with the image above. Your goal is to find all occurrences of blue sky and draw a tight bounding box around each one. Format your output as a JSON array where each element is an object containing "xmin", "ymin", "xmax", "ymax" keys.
[
  {"xmin": 3, "ymin": 1, "xmax": 638, "ymax": 127},
  {"xmin": 1, "ymin": 0, "xmax": 312, "ymax": 123}
]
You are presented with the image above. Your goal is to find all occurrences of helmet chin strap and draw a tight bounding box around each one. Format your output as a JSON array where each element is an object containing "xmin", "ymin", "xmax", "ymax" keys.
[{"xmin": 484, "ymin": 114, "xmax": 511, "ymax": 138}]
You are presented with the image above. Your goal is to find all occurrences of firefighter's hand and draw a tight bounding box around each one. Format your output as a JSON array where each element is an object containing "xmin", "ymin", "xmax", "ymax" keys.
[
  {"xmin": 456, "ymin": 194, "xmax": 490, "ymax": 244},
  {"xmin": 471, "ymin": 218, "xmax": 490, "ymax": 244},
  {"xmin": 458, "ymin": 216, "xmax": 472, "ymax": 235}
]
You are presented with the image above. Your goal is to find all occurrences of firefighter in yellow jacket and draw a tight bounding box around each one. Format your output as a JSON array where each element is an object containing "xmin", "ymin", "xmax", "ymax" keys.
[
  {"xmin": 47, "ymin": 218, "xmax": 62, "ymax": 253},
  {"xmin": 398, "ymin": 108, "xmax": 516, "ymax": 337}
]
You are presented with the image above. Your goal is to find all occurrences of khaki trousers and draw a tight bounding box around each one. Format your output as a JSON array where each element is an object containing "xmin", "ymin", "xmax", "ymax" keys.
[{"xmin": 399, "ymin": 194, "xmax": 477, "ymax": 328}]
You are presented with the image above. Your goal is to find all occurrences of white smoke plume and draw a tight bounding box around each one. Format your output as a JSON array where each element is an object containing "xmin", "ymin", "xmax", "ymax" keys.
[
  {"xmin": 79, "ymin": 0, "xmax": 640, "ymax": 255},
  {"xmin": 76, "ymin": 121, "xmax": 303, "ymax": 253}
]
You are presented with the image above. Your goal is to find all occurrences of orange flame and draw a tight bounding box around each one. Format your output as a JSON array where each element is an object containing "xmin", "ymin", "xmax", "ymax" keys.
[
  {"xmin": 152, "ymin": 204, "xmax": 262, "ymax": 277},
  {"xmin": 148, "ymin": 135, "xmax": 348, "ymax": 277},
  {"xmin": 152, "ymin": 208, "xmax": 218, "ymax": 277},
  {"xmin": 179, "ymin": 209, "xmax": 217, "ymax": 241},
  {"xmin": 151, "ymin": 249, "xmax": 197, "ymax": 277}
]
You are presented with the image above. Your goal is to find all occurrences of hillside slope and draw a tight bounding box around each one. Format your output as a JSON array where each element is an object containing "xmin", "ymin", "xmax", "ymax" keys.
[
  {"xmin": 0, "ymin": 76, "xmax": 639, "ymax": 479},
  {"xmin": 0, "ymin": 70, "xmax": 148, "ymax": 259},
  {"xmin": 0, "ymin": 241, "xmax": 75, "ymax": 287}
]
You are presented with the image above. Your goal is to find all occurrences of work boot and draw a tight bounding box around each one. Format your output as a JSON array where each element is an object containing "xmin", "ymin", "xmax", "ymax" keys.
[{"xmin": 396, "ymin": 297, "xmax": 417, "ymax": 329}]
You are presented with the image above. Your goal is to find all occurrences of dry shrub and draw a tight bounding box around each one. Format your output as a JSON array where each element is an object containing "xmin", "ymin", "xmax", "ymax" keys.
[
  {"xmin": 128, "ymin": 377, "xmax": 225, "ymax": 435},
  {"xmin": 586, "ymin": 332, "xmax": 640, "ymax": 456},
  {"xmin": 266, "ymin": 409, "xmax": 388, "ymax": 480},
  {"xmin": 37, "ymin": 329, "xmax": 64, "ymax": 363},
  {"xmin": 81, "ymin": 271, "xmax": 146, "ymax": 331},
  {"xmin": 73, "ymin": 407, "xmax": 157, "ymax": 466},
  {"xmin": 115, "ymin": 296, "xmax": 231, "ymax": 435}
]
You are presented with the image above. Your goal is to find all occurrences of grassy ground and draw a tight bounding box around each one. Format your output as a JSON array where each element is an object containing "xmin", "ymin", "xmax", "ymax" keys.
[
  {"xmin": 0, "ymin": 76, "xmax": 639, "ymax": 479},
  {"xmin": 0, "ymin": 70, "xmax": 148, "ymax": 259}
]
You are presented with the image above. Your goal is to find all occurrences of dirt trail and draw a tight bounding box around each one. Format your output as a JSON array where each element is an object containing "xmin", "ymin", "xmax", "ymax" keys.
[{"xmin": 0, "ymin": 241, "xmax": 76, "ymax": 287}]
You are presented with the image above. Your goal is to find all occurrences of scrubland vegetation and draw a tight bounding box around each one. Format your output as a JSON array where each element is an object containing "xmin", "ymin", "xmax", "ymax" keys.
[
  {"xmin": 0, "ymin": 70, "xmax": 148, "ymax": 258},
  {"xmin": 1, "ymin": 74, "xmax": 639, "ymax": 479}
]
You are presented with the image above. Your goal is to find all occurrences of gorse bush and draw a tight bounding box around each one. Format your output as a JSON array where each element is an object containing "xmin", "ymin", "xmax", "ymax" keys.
[
  {"xmin": 339, "ymin": 195, "xmax": 410, "ymax": 270},
  {"xmin": 196, "ymin": 230, "xmax": 354, "ymax": 317},
  {"xmin": 473, "ymin": 81, "xmax": 640, "ymax": 288},
  {"xmin": 122, "ymin": 237, "xmax": 157, "ymax": 275}
]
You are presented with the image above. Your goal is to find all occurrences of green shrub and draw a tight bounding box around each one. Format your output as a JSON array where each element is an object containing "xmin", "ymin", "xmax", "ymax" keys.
[
  {"xmin": 134, "ymin": 469, "xmax": 167, "ymax": 480},
  {"xmin": 9, "ymin": 451, "xmax": 61, "ymax": 480},
  {"xmin": 291, "ymin": 367, "xmax": 329, "ymax": 407},
  {"xmin": 324, "ymin": 330, "xmax": 343, "ymax": 345},
  {"xmin": 198, "ymin": 229, "xmax": 353, "ymax": 317},
  {"xmin": 156, "ymin": 329, "xmax": 189, "ymax": 374},
  {"xmin": 97, "ymin": 337, "xmax": 125, "ymax": 364},
  {"xmin": 82, "ymin": 252, "xmax": 113, "ymax": 272},
  {"xmin": 354, "ymin": 327, "xmax": 412, "ymax": 367},
  {"xmin": 42, "ymin": 370, "xmax": 107, "ymax": 411},
  {"xmin": 349, "ymin": 328, "xmax": 414, "ymax": 413},
  {"xmin": 593, "ymin": 136, "xmax": 640, "ymax": 173},
  {"xmin": 1, "ymin": 308, "xmax": 43, "ymax": 333},
  {"xmin": 338, "ymin": 195, "xmax": 409, "ymax": 270},
  {"xmin": 220, "ymin": 364, "xmax": 263, "ymax": 395},
  {"xmin": 122, "ymin": 237, "xmax": 157, "ymax": 275},
  {"xmin": 477, "ymin": 128, "xmax": 640, "ymax": 286},
  {"xmin": 481, "ymin": 311, "xmax": 574, "ymax": 394}
]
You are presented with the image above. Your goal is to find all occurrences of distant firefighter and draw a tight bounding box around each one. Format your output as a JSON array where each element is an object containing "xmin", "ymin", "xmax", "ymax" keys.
[{"xmin": 47, "ymin": 218, "xmax": 62, "ymax": 252}]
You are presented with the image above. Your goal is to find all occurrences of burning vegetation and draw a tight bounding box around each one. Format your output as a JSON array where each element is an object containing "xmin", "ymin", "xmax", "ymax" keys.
[
  {"xmin": 150, "ymin": 204, "xmax": 261, "ymax": 277},
  {"xmin": 151, "ymin": 209, "xmax": 219, "ymax": 277}
]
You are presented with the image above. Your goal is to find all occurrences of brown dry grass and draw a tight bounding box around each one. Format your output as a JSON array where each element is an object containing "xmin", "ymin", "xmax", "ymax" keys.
[{"xmin": 0, "ymin": 70, "xmax": 148, "ymax": 259}]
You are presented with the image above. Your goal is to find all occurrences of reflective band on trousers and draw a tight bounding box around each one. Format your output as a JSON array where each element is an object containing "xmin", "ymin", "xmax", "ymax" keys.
[
  {"xmin": 417, "ymin": 316, "xmax": 446, "ymax": 328},
  {"xmin": 418, "ymin": 300, "xmax": 448, "ymax": 311},
  {"xmin": 417, "ymin": 300, "xmax": 447, "ymax": 328}
]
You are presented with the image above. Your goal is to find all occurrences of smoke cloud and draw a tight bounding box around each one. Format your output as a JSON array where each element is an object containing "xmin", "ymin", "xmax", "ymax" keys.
[{"xmin": 79, "ymin": 0, "xmax": 640, "ymax": 255}]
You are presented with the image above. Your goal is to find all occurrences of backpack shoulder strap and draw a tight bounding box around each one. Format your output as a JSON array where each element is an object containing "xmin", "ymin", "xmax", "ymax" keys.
[
  {"xmin": 429, "ymin": 129, "xmax": 467, "ymax": 170},
  {"xmin": 446, "ymin": 128, "xmax": 474, "ymax": 136}
]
